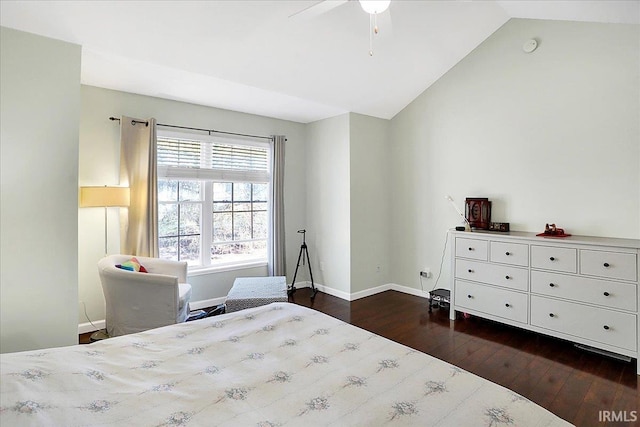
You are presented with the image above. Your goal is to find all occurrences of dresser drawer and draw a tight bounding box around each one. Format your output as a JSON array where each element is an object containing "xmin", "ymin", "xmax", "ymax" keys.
[
  {"xmin": 580, "ymin": 250, "xmax": 637, "ymax": 282},
  {"xmin": 455, "ymin": 280, "xmax": 528, "ymax": 324},
  {"xmin": 490, "ymin": 241, "xmax": 529, "ymax": 267},
  {"xmin": 455, "ymin": 238, "xmax": 488, "ymax": 261},
  {"xmin": 531, "ymin": 271, "xmax": 637, "ymax": 311},
  {"xmin": 456, "ymin": 259, "xmax": 529, "ymax": 291},
  {"xmin": 531, "ymin": 245, "xmax": 577, "ymax": 273},
  {"xmin": 531, "ymin": 295, "xmax": 637, "ymax": 352}
]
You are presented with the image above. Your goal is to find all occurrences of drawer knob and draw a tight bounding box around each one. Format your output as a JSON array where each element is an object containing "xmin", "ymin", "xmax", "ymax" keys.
[
  {"xmin": 468, "ymin": 269, "xmax": 473, "ymax": 273},
  {"xmin": 549, "ymin": 257, "xmax": 556, "ymax": 261},
  {"xmin": 467, "ymin": 294, "xmax": 473, "ymax": 299},
  {"xmin": 603, "ymin": 325, "xmax": 610, "ymax": 330},
  {"xmin": 468, "ymin": 247, "xmax": 474, "ymax": 251},
  {"xmin": 549, "ymin": 313, "xmax": 555, "ymax": 318},
  {"xmin": 505, "ymin": 303, "xmax": 510, "ymax": 308},
  {"xmin": 549, "ymin": 283, "xmax": 555, "ymax": 288},
  {"xmin": 603, "ymin": 291, "xmax": 610, "ymax": 297},
  {"xmin": 505, "ymin": 251, "xmax": 510, "ymax": 256},
  {"xmin": 505, "ymin": 275, "xmax": 510, "ymax": 280},
  {"xmin": 603, "ymin": 262, "xmax": 610, "ymax": 268}
]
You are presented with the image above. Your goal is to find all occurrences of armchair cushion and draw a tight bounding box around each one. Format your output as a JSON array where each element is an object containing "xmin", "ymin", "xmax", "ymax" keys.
[{"xmin": 116, "ymin": 257, "xmax": 148, "ymax": 273}]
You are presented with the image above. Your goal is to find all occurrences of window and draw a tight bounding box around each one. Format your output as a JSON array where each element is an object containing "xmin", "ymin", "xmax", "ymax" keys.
[
  {"xmin": 158, "ymin": 180, "xmax": 203, "ymax": 264},
  {"xmin": 211, "ymin": 182, "xmax": 268, "ymax": 264},
  {"xmin": 157, "ymin": 131, "xmax": 271, "ymax": 269}
]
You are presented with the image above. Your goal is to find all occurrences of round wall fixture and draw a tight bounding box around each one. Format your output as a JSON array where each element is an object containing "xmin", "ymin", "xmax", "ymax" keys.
[{"xmin": 523, "ymin": 39, "xmax": 538, "ymax": 53}]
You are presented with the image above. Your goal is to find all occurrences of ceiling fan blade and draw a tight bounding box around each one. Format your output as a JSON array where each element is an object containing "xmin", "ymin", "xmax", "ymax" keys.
[{"xmin": 288, "ymin": 0, "xmax": 349, "ymax": 20}]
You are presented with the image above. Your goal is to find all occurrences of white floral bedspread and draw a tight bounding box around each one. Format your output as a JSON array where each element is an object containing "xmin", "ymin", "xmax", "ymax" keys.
[{"xmin": 1, "ymin": 303, "xmax": 572, "ymax": 426}]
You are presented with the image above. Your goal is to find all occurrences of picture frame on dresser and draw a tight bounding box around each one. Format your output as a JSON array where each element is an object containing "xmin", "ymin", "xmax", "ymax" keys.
[{"xmin": 449, "ymin": 230, "xmax": 640, "ymax": 375}]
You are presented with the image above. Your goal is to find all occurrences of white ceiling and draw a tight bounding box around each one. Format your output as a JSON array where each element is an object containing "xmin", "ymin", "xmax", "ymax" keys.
[{"xmin": 1, "ymin": 1, "xmax": 638, "ymax": 123}]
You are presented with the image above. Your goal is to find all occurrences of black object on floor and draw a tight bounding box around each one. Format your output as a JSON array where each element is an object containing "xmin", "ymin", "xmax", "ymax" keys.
[
  {"xmin": 289, "ymin": 229, "xmax": 318, "ymax": 299},
  {"xmin": 187, "ymin": 310, "xmax": 207, "ymax": 321},
  {"xmin": 428, "ymin": 288, "xmax": 450, "ymax": 312},
  {"xmin": 205, "ymin": 304, "xmax": 226, "ymax": 317}
]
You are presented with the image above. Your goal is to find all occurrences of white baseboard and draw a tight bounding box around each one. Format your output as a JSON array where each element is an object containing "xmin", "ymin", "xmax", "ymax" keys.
[
  {"xmin": 350, "ymin": 284, "xmax": 393, "ymax": 301},
  {"xmin": 78, "ymin": 284, "xmax": 442, "ymax": 334},
  {"xmin": 293, "ymin": 281, "xmax": 435, "ymax": 301},
  {"xmin": 189, "ymin": 297, "xmax": 227, "ymax": 310},
  {"xmin": 298, "ymin": 281, "xmax": 352, "ymax": 300},
  {"xmin": 78, "ymin": 319, "xmax": 105, "ymax": 335},
  {"xmin": 389, "ymin": 283, "xmax": 433, "ymax": 299}
]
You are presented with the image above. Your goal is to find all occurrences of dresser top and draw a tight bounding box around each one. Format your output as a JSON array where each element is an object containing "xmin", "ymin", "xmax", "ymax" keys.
[{"xmin": 451, "ymin": 230, "xmax": 640, "ymax": 250}]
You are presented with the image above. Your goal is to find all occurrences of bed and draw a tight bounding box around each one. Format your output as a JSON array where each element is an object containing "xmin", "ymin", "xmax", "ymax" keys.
[{"xmin": 1, "ymin": 303, "xmax": 572, "ymax": 426}]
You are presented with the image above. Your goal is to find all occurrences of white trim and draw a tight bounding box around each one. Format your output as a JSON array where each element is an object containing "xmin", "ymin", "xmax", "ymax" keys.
[
  {"xmin": 78, "ymin": 319, "xmax": 105, "ymax": 335},
  {"xmin": 350, "ymin": 284, "xmax": 393, "ymax": 301},
  {"xmin": 307, "ymin": 281, "xmax": 352, "ymax": 301},
  {"xmin": 288, "ymin": 281, "xmax": 350, "ymax": 299},
  {"xmin": 389, "ymin": 283, "xmax": 433, "ymax": 299},
  {"xmin": 189, "ymin": 296, "xmax": 227, "ymax": 310},
  {"xmin": 293, "ymin": 281, "xmax": 432, "ymax": 302},
  {"xmin": 188, "ymin": 260, "xmax": 268, "ymax": 277}
]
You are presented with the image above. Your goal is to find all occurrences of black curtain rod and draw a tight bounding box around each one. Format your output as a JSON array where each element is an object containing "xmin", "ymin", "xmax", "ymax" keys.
[{"xmin": 109, "ymin": 117, "xmax": 273, "ymax": 141}]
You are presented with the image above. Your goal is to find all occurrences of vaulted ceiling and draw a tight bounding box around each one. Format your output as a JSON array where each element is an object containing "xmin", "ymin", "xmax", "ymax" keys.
[{"xmin": 1, "ymin": 1, "xmax": 638, "ymax": 123}]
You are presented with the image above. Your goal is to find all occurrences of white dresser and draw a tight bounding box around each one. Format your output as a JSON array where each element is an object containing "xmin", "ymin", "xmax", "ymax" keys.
[{"xmin": 450, "ymin": 230, "xmax": 640, "ymax": 374}]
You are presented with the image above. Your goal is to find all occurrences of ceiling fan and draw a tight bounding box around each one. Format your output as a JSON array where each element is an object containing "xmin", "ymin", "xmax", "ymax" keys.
[{"xmin": 289, "ymin": 0, "xmax": 393, "ymax": 56}]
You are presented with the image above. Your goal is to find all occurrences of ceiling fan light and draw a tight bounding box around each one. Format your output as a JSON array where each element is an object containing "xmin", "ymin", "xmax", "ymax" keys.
[{"xmin": 359, "ymin": 0, "xmax": 391, "ymax": 14}]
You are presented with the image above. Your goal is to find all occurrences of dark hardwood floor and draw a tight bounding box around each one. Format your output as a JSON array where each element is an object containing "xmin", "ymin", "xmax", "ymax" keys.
[{"xmin": 81, "ymin": 289, "xmax": 639, "ymax": 425}]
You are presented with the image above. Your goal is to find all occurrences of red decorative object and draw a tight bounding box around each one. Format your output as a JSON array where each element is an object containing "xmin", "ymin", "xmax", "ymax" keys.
[
  {"xmin": 536, "ymin": 223, "xmax": 571, "ymax": 238},
  {"xmin": 465, "ymin": 198, "xmax": 491, "ymax": 230}
]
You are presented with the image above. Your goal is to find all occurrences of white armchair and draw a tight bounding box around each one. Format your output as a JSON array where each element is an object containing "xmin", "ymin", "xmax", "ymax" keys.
[{"xmin": 98, "ymin": 255, "xmax": 192, "ymax": 337}]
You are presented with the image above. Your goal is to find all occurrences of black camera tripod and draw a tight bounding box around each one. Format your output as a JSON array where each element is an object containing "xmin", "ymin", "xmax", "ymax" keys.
[{"xmin": 289, "ymin": 229, "xmax": 318, "ymax": 299}]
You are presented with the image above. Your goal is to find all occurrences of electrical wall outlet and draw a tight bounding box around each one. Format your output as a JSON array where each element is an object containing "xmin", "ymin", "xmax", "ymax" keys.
[{"xmin": 420, "ymin": 268, "xmax": 432, "ymax": 278}]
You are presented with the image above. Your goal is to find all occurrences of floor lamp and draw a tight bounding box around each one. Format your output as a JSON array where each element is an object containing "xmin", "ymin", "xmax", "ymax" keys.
[{"xmin": 80, "ymin": 186, "xmax": 130, "ymax": 255}]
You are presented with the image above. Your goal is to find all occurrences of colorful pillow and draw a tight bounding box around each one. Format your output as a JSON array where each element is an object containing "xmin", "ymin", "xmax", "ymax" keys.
[{"xmin": 116, "ymin": 257, "xmax": 148, "ymax": 273}]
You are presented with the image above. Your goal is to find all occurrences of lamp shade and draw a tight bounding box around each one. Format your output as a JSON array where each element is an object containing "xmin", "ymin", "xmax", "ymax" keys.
[
  {"xmin": 359, "ymin": 0, "xmax": 391, "ymax": 14},
  {"xmin": 80, "ymin": 186, "xmax": 130, "ymax": 207}
]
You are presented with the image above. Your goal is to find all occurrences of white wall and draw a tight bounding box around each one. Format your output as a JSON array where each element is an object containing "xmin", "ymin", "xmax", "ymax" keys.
[
  {"xmin": 305, "ymin": 114, "xmax": 351, "ymax": 294},
  {"xmin": 350, "ymin": 113, "xmax": 391, "ymax": 293},
  {"xmin": 305, "ymin": 112, "xmax": 392, "ymax": 297},
  {"xmin": 79, "ymin": 85, "xmax": 307, "ymax": 325},
  {"xmin": 1, "ymin": 27, "xmax": 81, "ymax": 352},
  {"xmin": 389, "ymin": 18, "xmax": 640, "ymax": 291}
]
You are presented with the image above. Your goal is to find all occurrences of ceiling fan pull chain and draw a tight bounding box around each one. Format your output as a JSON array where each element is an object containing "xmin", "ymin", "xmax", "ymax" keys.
[{"xmin": 369, "ymin": 13, "xmax": 374, "ymax": 56}]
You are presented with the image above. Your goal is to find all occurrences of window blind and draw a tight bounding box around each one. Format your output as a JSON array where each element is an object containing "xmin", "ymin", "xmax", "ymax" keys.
[{"xmin": 157, "ymin": 135, "xmax": 270, "ymax": 183}]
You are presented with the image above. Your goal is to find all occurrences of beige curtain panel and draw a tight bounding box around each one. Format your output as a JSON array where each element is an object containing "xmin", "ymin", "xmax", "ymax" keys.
[
  {"xmin": 268, "ymin": 135, "xmax": 286, "ymax": 277},
  {"xmin": 119, "ymin": 116, "xmax": 158, "ymax": 257}
]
